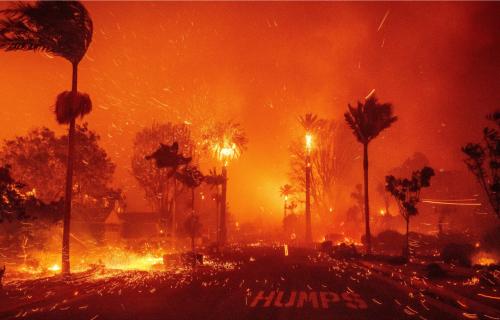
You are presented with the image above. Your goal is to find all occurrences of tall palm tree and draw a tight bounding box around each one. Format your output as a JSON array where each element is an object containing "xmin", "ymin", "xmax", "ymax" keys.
[
  {"xmin": 0, "ymin": 1, "xmax": 93, "ymax": 274},
  {"xmin": 344, "ymin": 95, "xmax": 397, "ymax": 254},
  {"xmin": 204, "ymin": 168, "xmax": 226, "ymax": 243},
  {"xmin": 298, "ymin": 113, "xmax": 319, "ymax": 243},
  {"xmin": 279, "ymin": 184, "xmax": 294, "ymax": 219}
]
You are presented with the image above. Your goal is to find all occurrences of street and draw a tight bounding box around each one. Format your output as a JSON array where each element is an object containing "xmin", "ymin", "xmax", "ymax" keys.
[{"xmin": 2, "ymin": 246, "xmax": 496, "ymax": 320}]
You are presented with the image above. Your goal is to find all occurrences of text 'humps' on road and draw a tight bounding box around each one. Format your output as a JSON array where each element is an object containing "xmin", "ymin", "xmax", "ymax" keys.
[{"xmin": 249, "ymin": 290, "xmax": 368, "ymax": 310}]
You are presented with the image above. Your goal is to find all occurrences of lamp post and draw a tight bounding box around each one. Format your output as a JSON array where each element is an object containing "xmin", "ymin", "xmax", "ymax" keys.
[
  {"xmin": 305, "ymin": 132, "xmax": 313, "ymax": 244},
  {"xmin": 218, "ymin": 145, "xmax": 236, "ymax": 245},
  {"xmin": 280, "ymin": 184, "xmax": 293, "ymax": 221},
  {"xmin": 284, "ymin": 194, "xmax": 288, "ymax": 219}
]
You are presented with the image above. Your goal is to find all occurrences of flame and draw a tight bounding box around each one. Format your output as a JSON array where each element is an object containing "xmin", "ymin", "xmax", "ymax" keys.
[
  {"xmin": 10, "ymin": 245, "xmax": 168, "ymax": 280},
  {"xmin": 212, "ymin": 140, "xmax": 239, "ymax": 166},
  {"xmin": 305, "ymin": 133, "xmax": 313, "ymax": 153},
  {"xmin": 48, "ymin": 264, "xmax": 60, "ymax": 272},
  {"xmin": 472, "ymin": 251, "xmax": 498, "ymax": 266},
  {"xmin": 336, "ymin": 237, "xmax": 363, "ymax": 246}
]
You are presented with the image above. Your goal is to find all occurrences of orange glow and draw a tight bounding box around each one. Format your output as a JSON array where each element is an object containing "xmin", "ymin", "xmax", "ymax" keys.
[
  {"xmin": 213, "ymin": 141, "xmax": 239, "ymax": 167},
  {"xmin": 305, "ymin": 133, "xmax": 313, "ymax": 154},
  {"xmin": 0, "ymin": 1, "xmax": 498, "ymax": 232},
  {"xmin": 472, "ymin": 251, "xmax": 498, "ymax": 266},
  {"xmin": 48, "ymin": 264, "xmax": 61, "ymax": 272}
]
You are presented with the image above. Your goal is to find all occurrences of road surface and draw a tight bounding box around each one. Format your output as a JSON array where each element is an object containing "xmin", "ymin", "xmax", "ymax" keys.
[{"xmin": 0, "ymin": 246, "xmax": 497, "ymax": 320}]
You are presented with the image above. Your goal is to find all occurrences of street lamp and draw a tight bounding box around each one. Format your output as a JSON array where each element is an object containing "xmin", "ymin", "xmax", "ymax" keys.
[
  {"xmin": 280, "ymin": 184, "xmax": 293, "ymax": 221},
  {"xmin": 284, "ymin": 194, "xmax": 289, "ymax": 218},
  {"xmin": 305, "ymin": 132, "xmax": 313, "ymax": 244}
]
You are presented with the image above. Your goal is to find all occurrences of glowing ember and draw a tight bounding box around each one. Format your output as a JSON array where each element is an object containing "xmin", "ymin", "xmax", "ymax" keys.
[
  {"xmin": 472, "ymin": 252, "xmax": 498, "ymax": 266},
  {"xmin": 213, "ymin": 142, "xmax": 238, "ymax": 166},
  {"xmin": 305, "ymin": 133, "xmax": 313, "ymax": 153},
  {"xmin": 476, "ymin": 257, "xmax": 496, "ymax": 266},
  {"xmin": 48, "ymin": 264, "xmax": 61, "ymax": 272}
]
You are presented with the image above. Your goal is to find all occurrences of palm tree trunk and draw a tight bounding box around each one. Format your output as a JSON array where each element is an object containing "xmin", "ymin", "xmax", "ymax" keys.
[
  {"xmin": 305, "ymin": 154, "xmax": 312, "ymax": 243},
  {"xmin": 363, "ymin": 143, "xmax": 371, "ymax": 255},
  {"xmin": 406, "ymin": 217, "xmax": 410, "ymax": 259},
  {"xmin": 215, "ymin": 188, "xmax": 220, "ymax": 245},
  {"xmin": 191, "ymin": 187, "xmax": 195, "ymax": 267},
  {"xmin": 284, "ymin": 198, "xmax": 287, "ymax": 220},
  {"xmin": 62, "ymin": 62, "xmax": 78, "ymax": 275},
  {"xmin": 220, "ymin": 166, "xmax": 227, "ymax": 245},
  {"xmin": 172, "ymin": 178, "xmax": 177, "ymax": 248}
]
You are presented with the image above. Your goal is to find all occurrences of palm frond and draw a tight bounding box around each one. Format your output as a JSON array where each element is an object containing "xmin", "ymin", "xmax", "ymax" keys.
[
  {"xmin": 344, "ymin": 95, "xmax": 397, "ymax": 144},
  {"xmin": 298, "ymin": 113, "xmax": 319, "ymax": 132},
  {"xmin": 54, "ymin": 91, "xmax": 92, "ymax": 124},
  {"xmin": 0, "ymin": 1, "xmax": 93, "ymax": 64},
  {"xmin": 280, "ymin": 184, "xmax": 294, "ymax": 197}
]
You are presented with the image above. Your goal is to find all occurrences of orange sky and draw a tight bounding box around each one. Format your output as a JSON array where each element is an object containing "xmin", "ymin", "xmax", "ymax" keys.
[{"xmin": 1, "ymin": 2, "xmax": 499, "ymax": 223}]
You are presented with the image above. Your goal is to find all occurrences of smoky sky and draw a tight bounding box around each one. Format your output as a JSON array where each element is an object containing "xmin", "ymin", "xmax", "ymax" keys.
[{"xmin": 1, "ymin": 2, "xmax": 499, "ymax": 222}]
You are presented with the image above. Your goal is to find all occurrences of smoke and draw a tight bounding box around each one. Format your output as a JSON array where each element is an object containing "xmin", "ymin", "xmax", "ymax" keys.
[{"xmin": 0, "ymin": 2, "xmax": 498, "ymax": 224}]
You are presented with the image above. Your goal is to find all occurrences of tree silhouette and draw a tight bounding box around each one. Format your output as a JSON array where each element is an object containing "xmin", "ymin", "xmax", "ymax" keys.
[
  {"xmin": 344, "ymin": 95, "xmax": 397, "ymax": 254},
  {"xmin": 0, "ymin": 1, "xmax": 93, "ymax": 275},
  {"xmin": 280, "ymin": 184, "xmax": 294, "ymax": 219},
  {"xmin": 0, "ymin": 125, "xmax": 122, "ymax": 220},
  {"xmin": 462, "ymin": 112, "xmax": 500, "ymax": 219},
  {"xmin": 290, "ymin": 118, "xmax": 358, "ymax": 225},
  {"xmin": 298, "ymin": 113, "xmax": 319, "ymax": 243},
  {"xmin": 298, "ymin": 113, "xmax": 319, "ymax": 133},
  {"xmin": 146, "ymin": 142, "xmax": 192, "ymax": 170},
  {"xmin": 175, "ymin": 165, "xmax": 204, "ymax": 264},
  {"xmin": 202, "ymin": 120, "xmax": 247, "ymax": 245},
  {"xmin": 204, "ymin": 168, "xmax": 225, "ymax": 243},
  {"xmin": 133, "ymin": 123, "xmax": 193, "ymax": 240},
  {"xmin": 386, "ymin": 166, "xmax": 435, "ymax": 258},
  {"xmin": 0, "ymin": 165, "xmax": 28, "ymax": 223}
]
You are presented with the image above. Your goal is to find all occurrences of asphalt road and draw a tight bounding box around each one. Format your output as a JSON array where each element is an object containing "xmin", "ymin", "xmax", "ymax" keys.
[{"xmin": 0, "ymin": 246, "xmax": 491, "ymax": 320}]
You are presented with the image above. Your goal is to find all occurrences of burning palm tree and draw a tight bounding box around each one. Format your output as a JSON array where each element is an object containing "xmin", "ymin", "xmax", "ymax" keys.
[
  {"xmin": 204, "ymin": 168, "xmax": 226, "ymax": 243},
  {"xmin": 344, "ymin": 95, "xmax": 397, "ymax": 254},
  {"xmin": 0, "ymin": 1, "xmax": 93, "ymax": 275},
  {"xmin": 202, "ymin": 121, "xmax": 247, "ymax": 245}
]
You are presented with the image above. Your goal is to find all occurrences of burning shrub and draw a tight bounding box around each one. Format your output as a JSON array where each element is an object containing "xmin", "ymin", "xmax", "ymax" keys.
[{"xmin": 441, "ymin": 243, "xmax": 474, "ymax": 267}]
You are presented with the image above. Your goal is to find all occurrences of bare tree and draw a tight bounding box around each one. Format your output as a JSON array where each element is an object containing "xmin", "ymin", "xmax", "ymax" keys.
[{"xmin": 289, "ymin": 118, "xmax": 358, "ymax": 225}]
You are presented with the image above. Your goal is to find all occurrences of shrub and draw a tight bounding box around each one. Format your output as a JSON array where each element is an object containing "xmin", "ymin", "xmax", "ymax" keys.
[{"xmin": 441, "ymin": 243, "xmax": 474, "ymax": 267}]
